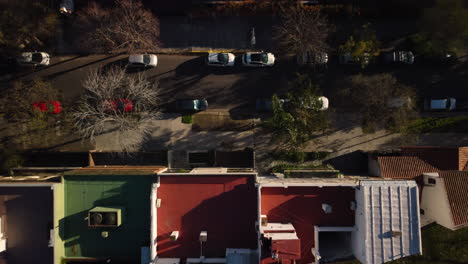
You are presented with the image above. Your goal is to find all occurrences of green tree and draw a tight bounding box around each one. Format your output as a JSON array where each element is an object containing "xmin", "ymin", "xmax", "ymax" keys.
[
  {"xmin": 339, "ymin": 24, "xmax": 380, "ymax": 68},
  {"xmin": 264, "ymin": 73, "xmax": 329, "ymax": 150},
  {"xmin": 342, "ymin": 73, "xmax": 417, "ymax": 133},
  {"xmin": 416, "ymin": 0, "xmax": 468, "ymax": 56},
  {"xmin": 0, "ymin": 1, "xmax": 58, "ymax": 54}
]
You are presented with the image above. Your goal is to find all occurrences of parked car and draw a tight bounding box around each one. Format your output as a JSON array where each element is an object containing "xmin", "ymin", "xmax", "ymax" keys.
[
  {"xmin": 297, "ymin": 51, "xmax": 328, "ymax": 65},
  {"xmin": 103, "ymin": 99, "xmax": 133, "ymax": 112},
  {"xmin": 59, "ymin": 0, "xmax": 74, "ymax": 14},
  {"xmin": 256, "ymin": 98, "xmax": 287, "ymax": 112},
  {"xmin": 32, "ymin": 101, "xmax": 62, "ymax": 114},
  {"xmin": 387, "ymin": 96, "xmax": 413, "ymax": 109},
  {"xmin": 298, "ymin": 96, "xmax": 329, "ymax": 111},
  {"xmin": 17, "ymin": 52, "xmax": 50, "ymax": 66},
  {"xmin": 424, "ymin": 97, "xmax": 456, "ymax": 111},
  {"xmin": 381, "ymin": 51, "xmax": 414, "ymax": 64},
  {"xmin": 338, "ymin": 52, "xmax": 370, "ymax": 66},
  {"xmin": 256, "ymin": 97, "xmax": 328, "ymax": 112},
  {"xmin": 176, "ymin": 99, "xmax": 208, "ymax": 111},
  {"xmin": 242, "ymin": 52, "xmax": 275, "ymax": 67},
  {"xmin": 128, "ymin": 54, "xmax": 158, "ymax": 67},
  {"xmin": 206, "ymin": 53, "xmax": 235, "ymax": 66}
]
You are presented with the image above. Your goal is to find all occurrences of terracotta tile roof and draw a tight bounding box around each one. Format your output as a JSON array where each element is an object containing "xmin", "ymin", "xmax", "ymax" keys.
[
  {"xmin": 377, "ymin": 156, "xmax": 439, "ymax": 179},
  {"xmin": 401, "ymin": 147, "xmax": 460, "ymax": 170},
  {"xmin": 439, "ymin": 171, "xmax": 468, "ymax": 228},
  {"xmin": 459, "ymin": 147, "xmax": 468, "ymax": 171}
]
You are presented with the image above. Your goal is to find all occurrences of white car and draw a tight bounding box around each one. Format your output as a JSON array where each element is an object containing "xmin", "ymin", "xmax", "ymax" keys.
[
  {"xmin": 424, "ymin": 97, "xmax": 456, "ymax": 111},
  {"xmin": 206, "ymin": 53, "xmax": 235, "ymax": 66},
  {"xmin": 128, "ymin": 54, "xmax": 158, "ymax": 67},
  {"xmin": 59, "ymin": 0, "xmax": 74, "ymax": 14},
  {"xmin": 17, "ymin": 52, "xmax": 50, "ymax": 66},
  {"xmin": 242, "ymin": 52, "xmax": 275, "ymax": 67}
]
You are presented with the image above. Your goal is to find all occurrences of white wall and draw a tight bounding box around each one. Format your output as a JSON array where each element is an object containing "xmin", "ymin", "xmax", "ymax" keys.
[
  {"xmin": 151, "ymin": 184, "xmax": 158, "ymax": 262},
  {"xmin": 368, "ymin": 156, "xmax": 381, "ymax": 177},
  {"xmin": 421, "ymin": 175, "xmax": 454, "ymax": 230},
  {"xmin": 352, "ymin": 185, "xmax": 367, "ymax": 263}
]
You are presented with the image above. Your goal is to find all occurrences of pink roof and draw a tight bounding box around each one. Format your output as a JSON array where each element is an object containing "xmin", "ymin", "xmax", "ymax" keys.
[
  {"xmin": 156, "ymin": 175, "xmax": 258, "ymax": 259},
  {"xmin": 261, "ymin": 187, "xmax": 355, "ymax": 264}
]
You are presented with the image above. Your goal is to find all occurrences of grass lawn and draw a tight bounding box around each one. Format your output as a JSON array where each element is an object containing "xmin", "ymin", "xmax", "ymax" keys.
[
  {"xmin": 398, "ymin": 116, "xmax": 468, "ymax": 134},
  {"xmin": 330, "ymin": 224, "xmax": 468, "ymax": 264},
  {"xmin": 389, "ymin": 224, "xmax": 468, "ymax": 264}
]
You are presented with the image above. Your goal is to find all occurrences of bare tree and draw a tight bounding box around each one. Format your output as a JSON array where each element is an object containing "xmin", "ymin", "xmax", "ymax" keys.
[
  {"xmin": 274, "ymin": 1, "xmax": 331, "ymax": 56},
  {"xmin": 73, "ymin": 66, "xmax": 161, "ymax": 153},
  {"xmin": 74, "ymin": 0, "xmax": 160, "ymax": 53}
]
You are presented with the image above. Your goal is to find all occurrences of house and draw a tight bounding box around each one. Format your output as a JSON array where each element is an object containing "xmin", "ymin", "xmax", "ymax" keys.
[
  {"xmin": 58, "ymin": 166, "xmax": 166, "ymax": 264},
  {"xmin": 258, "ymin": 177, "xmax": 422, "ymax": 264},
  {"xmin": 420, "ymin": 171, "xmax": 468, "ymax": 230},
  {"xmin": 368, "ymin": 146, "xmax": 468, "ymax": 230},
  {"xmin": 369, "ymin": 146, "xmax": 468, "ymax": 179},
  {"xmin": 152, "ymin": 168, "xmax": 259, "ymax": 264},
  {"xmin": 0, "ymin": 174, "xmax": 62, "ymax": 264}
]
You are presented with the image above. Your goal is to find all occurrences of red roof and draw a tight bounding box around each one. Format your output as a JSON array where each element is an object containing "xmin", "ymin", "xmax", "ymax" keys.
[
  {"xmin": 260, "ymin": 187, "xmax": 355, "ymax": 264},
  {"xmin": 156, "ymin": 175, "xmax": 258, "ymax": 259},
  {"xmin": 377, "ymin": 156, "xmax": 439, "ymax": 179},
  {"xmin": 401, "ymin": 146, "xmax": 468, "ymax": 171},
  {"xmin": 439, "ymin": 171, "xmax": 468, "ymax": 228}
]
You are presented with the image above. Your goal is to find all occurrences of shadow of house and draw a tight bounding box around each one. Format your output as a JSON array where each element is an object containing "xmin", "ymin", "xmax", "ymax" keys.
[
  {"xmin": 60, "ymin": 174, "xmax": 154, "ymax": 263},
  {"xmin": 156, "ymin": 174, "xmax": 258, "ymax": 259},
  {"xmin": 260, "ymin": 187, "xmax": 356, "ymax": 264},
  {"xmin": 0, "ymin": 187, "xmax": 53, "ymax": 264},
  {"xmin": 324, "ymin": 150, "xmax": 368, "ymax": 175}
]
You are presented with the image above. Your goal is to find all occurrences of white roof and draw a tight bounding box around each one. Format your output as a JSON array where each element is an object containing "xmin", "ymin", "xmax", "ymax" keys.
[{"xmin": 353, "ymin": 180, "xmax": 422, "ymax": 264}]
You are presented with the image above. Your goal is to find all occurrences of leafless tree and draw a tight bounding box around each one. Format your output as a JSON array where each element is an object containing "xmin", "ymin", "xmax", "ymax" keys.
[
  {"xmin": 274, "ymin": 1, "xmax": 331, "ymax": 56},
  {"xmin": 74, "ymin": 0, "xmax": 161, "ymax": 53},
  {"xmin": 73, "ymin": 66, "xmax": 161, "ymax": 153}
]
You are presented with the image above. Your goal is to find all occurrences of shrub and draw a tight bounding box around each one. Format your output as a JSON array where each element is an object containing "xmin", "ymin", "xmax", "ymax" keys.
[{"xmin": 181, "ymin": 115, "xmax": 192, "ymax": 124}]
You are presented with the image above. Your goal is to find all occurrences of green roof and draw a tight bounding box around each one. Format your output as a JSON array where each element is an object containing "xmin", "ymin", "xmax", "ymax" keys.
[{"xmin": 62, "ymin": 175, "xmax": 152, "ymax": 262}]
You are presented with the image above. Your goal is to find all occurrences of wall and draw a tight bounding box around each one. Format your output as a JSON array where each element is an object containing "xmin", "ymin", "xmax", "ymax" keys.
[
  {"xmin": 421, "ymin": 176, "xmax": 454, "ymax": 230},
  {"xmin": 367, "ymin": 155, "xmax": 381, "ymax": 177},
  {"xmin": 54, "ymin": 182, "xmax": 65, "ymax": 264}
]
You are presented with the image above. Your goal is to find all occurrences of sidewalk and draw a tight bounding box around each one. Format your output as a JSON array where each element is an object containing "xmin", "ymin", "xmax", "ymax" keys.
[{"xmin": 159, "ymin": 16, "xmax": 276, "ymax": 51}]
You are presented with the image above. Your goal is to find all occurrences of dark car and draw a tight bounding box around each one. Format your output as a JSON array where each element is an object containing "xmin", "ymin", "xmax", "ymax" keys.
[
  {"xmin": 176, "ymin": 99, "xmax": 208, "ymax": 111},
  {"xmin": 381, "ymin": 51, "xmax": 414, "ymax": 64}
]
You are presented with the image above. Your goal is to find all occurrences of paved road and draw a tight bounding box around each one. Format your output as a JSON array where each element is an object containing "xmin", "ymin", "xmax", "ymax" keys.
[{"xmin": 4, "ymin": 54, "xmax": 292, "ymax": 110}]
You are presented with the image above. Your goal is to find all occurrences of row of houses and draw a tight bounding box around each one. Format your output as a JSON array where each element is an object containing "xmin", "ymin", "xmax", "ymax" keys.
[{"xmin": 0, "ymin": 146, "xmax": 466, "ymax": 264}]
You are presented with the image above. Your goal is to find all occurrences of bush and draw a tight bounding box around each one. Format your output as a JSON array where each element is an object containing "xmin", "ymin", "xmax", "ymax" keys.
[
  {"xmin": 271, "ymin": 164, "xmax": 323, "ymax": 173},
  {"xmin": 181, "ymin": 115, "xmax": 192, "ymax": 124},
  {"xmin": 1, "ymin": 150, "xmax": 24, "ymax": 174},
  {"xmin": 272, "ymin": 151, "xmax": 330, "ymax": 162},
  {"xmin": 400, "ymin": 116, "xmax": 468, "ymax": 133}
]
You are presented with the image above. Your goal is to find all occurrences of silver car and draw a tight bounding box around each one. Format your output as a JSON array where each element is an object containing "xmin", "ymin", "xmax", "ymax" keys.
[
  {"xmin": 206, "ymin": 53, "xmax": 235, "ymax": 67},
  {"xmin": 242, "ymin": 52, "xmax": 275, "ymax": 67},
  {"xmin": 17, "ymin": 52, "xmax": 50, "ymax": 66},
  {"xmin": 128, "ymin": 54, "xmax": 158, "ymax": 67}
]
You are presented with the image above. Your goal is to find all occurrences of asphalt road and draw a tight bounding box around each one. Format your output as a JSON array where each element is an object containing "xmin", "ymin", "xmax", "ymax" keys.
[
  {"xmin": 3, "ymin": 54, "xmax": 293, "ymax": 111},
  {"xmin": 2, "ymin": 53, "xmax": 468, "ymax": 113}
]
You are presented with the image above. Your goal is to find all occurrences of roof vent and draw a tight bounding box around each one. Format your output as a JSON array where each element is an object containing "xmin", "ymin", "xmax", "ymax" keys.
[
  {"xmin": 322, "ymin": 203, "xmax": 332, "ymax": 214},
  {"xmin": 261, "ymin": 215, "xmax": 268, "ymax": 226},
  {"xmin": 390, "ymin": 231, "xmax": 402, "ymax": 237}
]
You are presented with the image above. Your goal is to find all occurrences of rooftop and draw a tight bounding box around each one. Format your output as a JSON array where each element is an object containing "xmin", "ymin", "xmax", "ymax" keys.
[
  {"xmin": 260, "ymin": 186, "xmax": 355, "ymax": 264},
  {"xmin": 62, "ymin": 174, "xmax": 153, "ymax": 262},
  {"xmin": 377, "ymin": 156, "xmax": 439, "ymax": 179},
  {"xmin": 156, "ymin": 174, "xmax": 258, "ymax": 259},
  {"xmin": 354, "ymin": 180, "xmax": 422, "ymax": 263},
  {"xmin": 401, "ymin": 146, "xmax": 468, "ymax": 171},
  {"xmin": 439, "ymin": 171, "xmax": 468, "ymax": 228}
]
